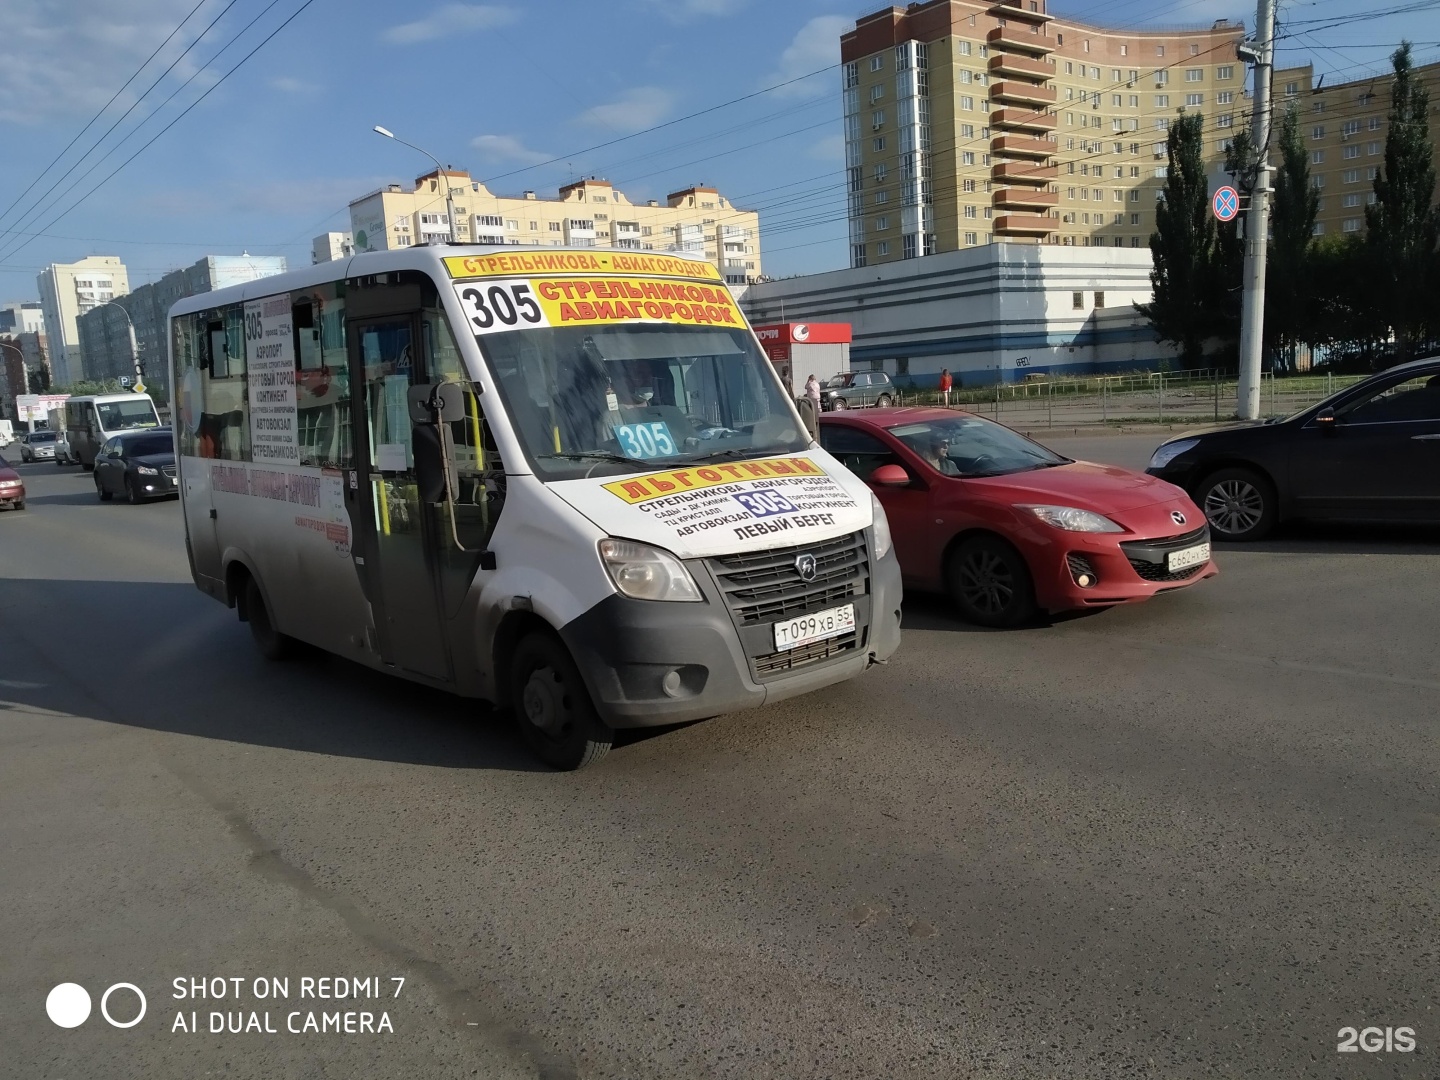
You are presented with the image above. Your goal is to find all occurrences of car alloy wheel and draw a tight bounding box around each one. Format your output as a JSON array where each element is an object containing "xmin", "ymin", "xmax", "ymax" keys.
[
  {"xmin": 875, "ymin": 394, "xmax": 892, "ymax": 407},
  {"xmin": 832, "ymin": 398, "xmax": 848, "ymax": 410},
  {"xmin": 947, "ymin": 536, "xmax": 1037, "ymax": 628},
  {"xmin": 1197, "ymin": 467, "xmax": 1275, "ymax": 541}
]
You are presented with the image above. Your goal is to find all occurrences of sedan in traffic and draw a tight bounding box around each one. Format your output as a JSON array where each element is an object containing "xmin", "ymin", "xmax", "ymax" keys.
[
  {"xmin": 0, "ymin": 452, "xmax": 24, "ymax": 510},
  {"xmin": 93, "ymin": 429, "xmax": 177, "ymax": 504},
  {"xmin": 18, "ymin": 430, "xmax": 56, "ymax": 462},
  {"xmin": 820, "ymin": 408, "xmax": 1216, "ymax": 626},
  {"xmin": 1148, "ymin": 356, "xmax": 1440, "ymax": 540}
]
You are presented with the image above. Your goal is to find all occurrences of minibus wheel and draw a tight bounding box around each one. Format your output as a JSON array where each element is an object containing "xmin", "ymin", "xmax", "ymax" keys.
[
  {"xmin": 242, "ymin": 576, "xmax": 297, "ymax": 661},
  {"xmin": 511, "ymin": 633, "xmax": 612, "ymax": 770}
]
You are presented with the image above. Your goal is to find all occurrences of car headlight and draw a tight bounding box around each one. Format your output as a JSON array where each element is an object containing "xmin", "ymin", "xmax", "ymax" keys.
[
  {"xmin": 1148, "ymin": 438, "xmax": 1199, "ymax": 470},
  {"xmin": 137, "ymin": 465, "xmax": 158, "ymax": 475},
  {"xmin": 870, "ymin": 493, "xmax": 893, "ymax": 560},
  {"xmin": 1019, "ymin": 504, "xmax": 1125, "ymax": 533},
  {"xmin": 599, "ymin": 539, "xmax": 702, "ymax": 602}
]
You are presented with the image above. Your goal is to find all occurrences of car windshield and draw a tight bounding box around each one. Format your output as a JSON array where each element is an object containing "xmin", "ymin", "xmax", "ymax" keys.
[
  {"xmin": 888, "ymin": 415, "xmax": 1070, "ymax": 477},
  {"xmin": 825, "ymin": 373, "xmax": 854, "ymax": 388},
  {"xmin": 125, "ymin": 434, "xmax": 173, "ymax": 457},
  {"xmin": 30, "ymin": 431, "xmax": 56, "ymax": 442},
  {"xmin": 478, "ymin": 323, "xmax": 808, "ymax": 481},
  {"xmin": 96, "ymin": 399, "xmax": 160, "ymax": 431}
]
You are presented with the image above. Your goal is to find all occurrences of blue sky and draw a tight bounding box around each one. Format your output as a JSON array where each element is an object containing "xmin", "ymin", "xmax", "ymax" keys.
[{"xmin": 0, "ymin": 0, "xmax": 1434, "ymax": 296}]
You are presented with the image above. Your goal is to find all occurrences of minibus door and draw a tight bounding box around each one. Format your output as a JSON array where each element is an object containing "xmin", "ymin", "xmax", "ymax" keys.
[{"xmin": 346, "ymin": 302, "xmax": 452, "ymax": 681}]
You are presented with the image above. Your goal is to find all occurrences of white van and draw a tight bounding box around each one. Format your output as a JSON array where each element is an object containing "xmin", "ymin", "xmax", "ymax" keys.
[
  {"xmin": 57, "ymin": 392, "xmax": 161, "ymax": 468},
  {"xmin": 169, "ymin": 247, "xmax": 901, "ymax": 769}
]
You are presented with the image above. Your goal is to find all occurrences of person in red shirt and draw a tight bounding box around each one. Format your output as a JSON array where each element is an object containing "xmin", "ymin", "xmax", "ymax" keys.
[{"xmin": 938, "ymin": 368, "xmax": 953, "ymax": 407}]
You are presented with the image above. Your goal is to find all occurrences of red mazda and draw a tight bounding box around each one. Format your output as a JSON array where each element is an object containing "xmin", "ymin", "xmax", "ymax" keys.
[{"xmin": 818, "ymin": 408, "xmax": 1216, "ymax": 626}]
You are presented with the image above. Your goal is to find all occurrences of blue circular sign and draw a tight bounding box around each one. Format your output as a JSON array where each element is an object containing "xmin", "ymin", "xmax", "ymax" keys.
[{"xmin": 1213, "ymin": 186, "xmax": 1240, "ymax": 222}]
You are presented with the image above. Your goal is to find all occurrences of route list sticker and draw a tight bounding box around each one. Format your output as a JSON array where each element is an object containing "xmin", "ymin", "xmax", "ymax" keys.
[{"xmin": 246, "ymin": 294, "xmax": 299, "ymax": 464}]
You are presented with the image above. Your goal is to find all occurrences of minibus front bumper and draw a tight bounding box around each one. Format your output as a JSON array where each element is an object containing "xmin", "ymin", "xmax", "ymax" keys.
[{"xmin": 560, "ymin": 530, "xmax": 902, "ymax": 728}]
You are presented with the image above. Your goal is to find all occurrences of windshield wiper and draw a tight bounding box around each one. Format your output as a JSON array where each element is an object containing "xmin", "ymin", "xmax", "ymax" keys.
[
  {"xmin": 676, "ymin": 447, "xmax": 768, "ymax": 463},
  {"xmin": 539, "ymin": 451, "xmax": 639, "ymax": 465}
]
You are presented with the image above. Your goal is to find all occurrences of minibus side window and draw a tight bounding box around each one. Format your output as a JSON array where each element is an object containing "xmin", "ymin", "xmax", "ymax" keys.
[{"xmin": 293, "ymin": 284, "xmax": 353, "ymax": 469}]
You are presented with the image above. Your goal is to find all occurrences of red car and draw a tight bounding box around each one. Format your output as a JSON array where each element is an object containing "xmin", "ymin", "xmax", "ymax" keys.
[
  {"xmin": 0, "ymin": 451, "xmax": 25, "ymax": 511},
  {"xmin": 818, "ymin": 408, "xmax": 1216, "ymax": 626}
]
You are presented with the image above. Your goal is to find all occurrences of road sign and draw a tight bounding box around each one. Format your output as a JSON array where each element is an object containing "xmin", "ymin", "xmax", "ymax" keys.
[
  {"xmin": 1213, "ymin": 185, "xmax": 1240, "ymax": 222},
  {"xmin": 132, "ymin": 380, "xmax": 147, "ymax": 396}
]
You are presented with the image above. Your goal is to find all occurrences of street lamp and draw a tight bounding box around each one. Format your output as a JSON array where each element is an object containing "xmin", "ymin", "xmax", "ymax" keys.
[
  {"xmin": 89, "ymin": 299, "xmax": 142, "ymax": 388},
  {"xmin": 373, "ymin": 125, "xmax": 459, "ymax": 243}
]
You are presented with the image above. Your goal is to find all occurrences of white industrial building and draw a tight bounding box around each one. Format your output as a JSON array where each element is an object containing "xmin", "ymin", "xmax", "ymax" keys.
[{"xmin": 738, "ymin": 245, "xmax": 1178, "ymax": 389}]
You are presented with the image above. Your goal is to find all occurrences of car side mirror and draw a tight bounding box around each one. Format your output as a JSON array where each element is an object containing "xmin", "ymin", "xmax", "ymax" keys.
[
  {"xmin": 1315, "ymin": 406, "xmax": 1338, "ymax": 434},
  {"xmin": 870, "ymin": 463, "xmax": 911, "ymax": 487}
]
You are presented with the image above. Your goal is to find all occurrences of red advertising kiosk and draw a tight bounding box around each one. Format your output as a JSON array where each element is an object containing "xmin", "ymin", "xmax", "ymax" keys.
[{"xmin": 752, "ymin": 322, "xmax": 852, "ymax": 397}]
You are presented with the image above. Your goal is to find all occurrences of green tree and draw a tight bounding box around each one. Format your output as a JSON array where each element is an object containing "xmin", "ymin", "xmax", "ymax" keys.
[
  {"xmin": 1139, "ymin": 112, "xmax": 1217, "ymax": 368},
  {"xmin": 1267, "ymin": 102, "xmax": 1320, "ymax": 371},
  {"xmin": 1365, "ymin": 41, "xmax": 1439, "ymax": 362}
]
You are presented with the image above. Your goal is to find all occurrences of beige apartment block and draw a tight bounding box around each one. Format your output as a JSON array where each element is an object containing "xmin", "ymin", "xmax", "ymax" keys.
[
  {"xmin": 348, "ymin": 173, "xmax": 762, "ymax": 284},
  {"xmin": 36, "ymin": 255, "xmax": 129, "ymax": 385},
  {"xmin": 1273, "ymin": 60, "xmax": 1440, "ymax": 241},
  {"xmin": 842, "ymin": 0, "xmax": 1249, "ymax": 267}
]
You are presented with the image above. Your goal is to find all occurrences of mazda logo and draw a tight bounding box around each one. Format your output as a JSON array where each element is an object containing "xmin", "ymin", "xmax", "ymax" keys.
[
  {"xmin": 794, "ymin": 553, "xmax": 818, "ymax": 582},
  {"xmin": 1171, "ymin": 510, "xmax": 1187, "ymax": 526}
]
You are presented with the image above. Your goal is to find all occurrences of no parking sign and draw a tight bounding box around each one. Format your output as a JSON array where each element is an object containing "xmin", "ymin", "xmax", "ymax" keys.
[{"xmin": 1212, "ymin": 186, "xmax": 1240, "ymax": 222}]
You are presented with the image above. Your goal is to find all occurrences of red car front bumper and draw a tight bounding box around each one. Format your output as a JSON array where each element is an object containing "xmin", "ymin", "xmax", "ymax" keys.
[{"xmin": 1027, "ymin": 525, "xmax": 1217, "ymax": 612}]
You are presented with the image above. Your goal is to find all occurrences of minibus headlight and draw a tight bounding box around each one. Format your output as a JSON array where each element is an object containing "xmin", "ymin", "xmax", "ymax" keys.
[
  {"xmin": 599, "ymin": 539, "xmax": 702, "ymax": 602},
  {"xmin": 870, "ymin": 494, "xmax": 893, "ymax": 560}
]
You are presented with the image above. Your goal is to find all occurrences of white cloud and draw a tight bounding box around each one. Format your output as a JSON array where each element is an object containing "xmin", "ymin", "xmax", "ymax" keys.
[
  {"xmin": 470, "ymin": 134, "xmax": 551, "ymax": 165},
  {"xmin": 761, "ymin": 15, "xmax": 850, "ymax": 99},
  {"xmin": 382, "ymin": 4, "xmax": 517, "ymax": 45},
  {"xmin": 808, "ymin": 133, "xmax": 844, "ymax": 161},
  {"xmin": 268, "ymin": 76, "xmax": 317, "ymax": 94},
  {"xmin": 634, "ymin": 0, "xmax": 747, "ymax": 22},
  {"xmin": 0, "ymin": 0, "xmax": 219, "ymax": 123},
  {"xmin": 574, "ymin": 87, "xmax": 675, "ymax": 134}
]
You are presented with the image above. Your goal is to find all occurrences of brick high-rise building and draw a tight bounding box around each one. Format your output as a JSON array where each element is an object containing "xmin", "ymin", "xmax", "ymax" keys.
[{"xmin": 842, "ymin": 1, "xmax": 1247, "ymax": 266}]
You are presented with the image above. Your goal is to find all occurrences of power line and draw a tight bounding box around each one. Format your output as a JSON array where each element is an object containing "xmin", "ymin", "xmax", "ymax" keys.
[
  {"xmin": 0, "ymin": 0, "xmax": 322, "ymax": 267},
  {"xmin": 0, "ymin": 0, "xmax": 211, "ymax": 236}
]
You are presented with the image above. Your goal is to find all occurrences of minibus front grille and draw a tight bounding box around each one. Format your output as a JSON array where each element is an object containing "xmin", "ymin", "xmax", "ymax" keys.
[
  {"xmin": 753, "ymin": 631, "xmax": 859, "ymax": 676},
  {"xmin": 707, "ymin": 531, "xmax": 868, "ymax": 626}
]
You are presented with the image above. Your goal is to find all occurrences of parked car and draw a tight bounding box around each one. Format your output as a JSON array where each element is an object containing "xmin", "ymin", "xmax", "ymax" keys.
[
  {"xmin": 0, "ymin": 452, "xmax": 24, "ymax": 510},
  {"xmin": 819, "ymin": 408, "xmax": 1216, "ymax": 626},
  {"xmin": 1147, "ymin": 356, "xmax": 1440, "ymax": 541},
  {"xmin": 822, "ymin": 370, "xmax": 895, "ymax": 410},
  {"xmin": 18, "ymin": 430, "xmax": 56, "ymax": 462},
  {"xmin": 93, "ymin": 429, "xmax": 177, "ymax": 504}
]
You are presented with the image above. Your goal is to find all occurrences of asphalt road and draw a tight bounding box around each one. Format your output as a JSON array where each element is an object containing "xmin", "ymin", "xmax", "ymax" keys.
[{"xmin": 3, "ymin": 436, "xmax": 1438, "ymax": 1079}]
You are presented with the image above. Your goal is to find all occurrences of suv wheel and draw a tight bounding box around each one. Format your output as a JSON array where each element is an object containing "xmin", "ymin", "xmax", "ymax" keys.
[
  {"xmin": 874, "ymin": 393, "xmax": 892, "ymax": 407},
  {"xmin": 831, "ymin": 397, "xmax": 848, "ymax": 410}
]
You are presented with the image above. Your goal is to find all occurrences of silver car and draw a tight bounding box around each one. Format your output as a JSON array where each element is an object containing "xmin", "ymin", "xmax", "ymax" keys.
[{"xmin": 18, "ymin": 430, "xmax": 57, "ymax": 462}]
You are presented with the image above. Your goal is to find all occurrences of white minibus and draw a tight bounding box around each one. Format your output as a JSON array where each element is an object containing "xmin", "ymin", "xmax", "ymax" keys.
[
  {"xmin": 57, "ymin": 392, "xmax": 161, "ymax": 468},
  {"xmin": 169, "ymin": 247, "xmax": 900, "ymax": 768}
]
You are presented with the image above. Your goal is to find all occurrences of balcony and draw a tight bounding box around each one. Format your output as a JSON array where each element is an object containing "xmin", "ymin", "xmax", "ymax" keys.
[
  {"xmin": 992, "ymin": 161, "xmax": 1059, "ymax": 185},
  {"xmin": 994, "ymin": 213, "xmax": 1057, "ymax": 236},
  {"xmin": 991, "ymin": 134, "xmax": 1056, "ymax": 160},
  {"xmin": 986, "ymin": 27, "xmax": 1055, "ymax": 55},
  {"xmin": 988, "ymin": 52, "xmax": 1054, "ymax": 80},
  {"xmin": 994, "ymin": 188, "xmax": 1058, "ymax": 211},
  {"xmin": 990, "ymin": 107, "xmax": 1057, "ymax": 134},
  {"xmin": 990, "ymin": 80, "xmax": 1058, "ymax": 107},
  {"xmin": 990, "ymin": 0, "xmax": 1054, "ymax": 21}
]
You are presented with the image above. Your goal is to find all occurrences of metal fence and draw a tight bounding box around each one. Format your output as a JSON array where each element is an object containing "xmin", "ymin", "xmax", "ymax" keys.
[{"xmin": 886, "ymin": 370, "xmax": 1368, "ymax": 428}]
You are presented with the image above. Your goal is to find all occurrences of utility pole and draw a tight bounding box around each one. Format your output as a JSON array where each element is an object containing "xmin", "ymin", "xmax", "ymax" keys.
[{"xmin": 1235, "ymin": 0, "xmax": 1276, "ymax": 420}]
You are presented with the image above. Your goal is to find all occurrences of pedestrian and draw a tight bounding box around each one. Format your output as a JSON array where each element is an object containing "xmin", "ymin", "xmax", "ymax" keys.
[
  {"xmin": 938, "ymin": 368, "xmax": 953, "ymax": 408},
  {"xmin": 804, "ymin": 373, "xmax": 821, "ymax": 411}
]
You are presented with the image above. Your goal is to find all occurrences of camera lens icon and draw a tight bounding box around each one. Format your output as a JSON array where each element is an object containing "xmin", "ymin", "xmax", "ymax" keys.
[{"xmin": 46, "ymin": 982, "xmax": 146, "ymax": 1029}]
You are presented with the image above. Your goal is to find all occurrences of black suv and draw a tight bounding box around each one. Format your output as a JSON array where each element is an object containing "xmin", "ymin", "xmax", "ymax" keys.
[{"xmin": 822, "ymin": 371, "xmax": 895, "ymax": 410}]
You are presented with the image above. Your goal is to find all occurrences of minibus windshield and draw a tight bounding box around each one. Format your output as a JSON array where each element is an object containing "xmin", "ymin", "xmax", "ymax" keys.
[
  {"xmin": 479, "ymin": 323, "xmax": 809, "ymax": 480},
  {"xmin": 96, "ymin": 398, "xmax": 159, "ymax": 431}
]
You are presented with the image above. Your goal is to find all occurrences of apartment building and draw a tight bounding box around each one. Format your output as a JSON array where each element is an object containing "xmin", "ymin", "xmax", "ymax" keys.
[
  {"xmin": 312, "ymin": 231, "xmax": 355, "ymax": 264},
  {"xmin": 842, "ymin": 1, "xmax": 1247, "ymax": 267},
  {"xmin": 75, "ymin": 255, "xmax": 286, "ymax": 399},
  {"xmin": 1274, "ymin": 60, "xmax": 1440, "ymax": 240},
  {"xmin": 36, "ymin": 256, "xmax": 129, "ymax": 384},
  {"xmin": 348, "ymin": 173, "xmax": 762, "ymax": 284}
]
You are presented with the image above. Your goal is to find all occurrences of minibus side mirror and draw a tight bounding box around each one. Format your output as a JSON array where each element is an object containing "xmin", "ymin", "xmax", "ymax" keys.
[{"xmin": 407, "ymin": 382, "xmax": 468, "ymax": 425}]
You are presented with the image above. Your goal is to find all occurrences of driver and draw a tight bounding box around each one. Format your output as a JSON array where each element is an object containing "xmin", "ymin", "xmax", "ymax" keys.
[{"xmin": 921, "ymin": 434, "xmax": 960, "ymax": 476}]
